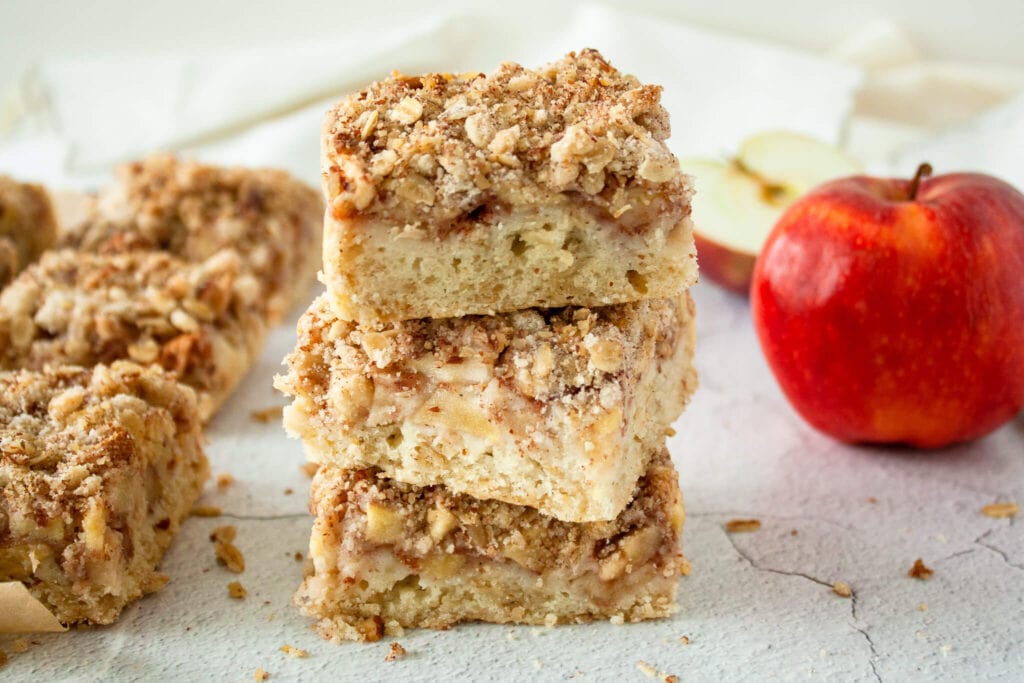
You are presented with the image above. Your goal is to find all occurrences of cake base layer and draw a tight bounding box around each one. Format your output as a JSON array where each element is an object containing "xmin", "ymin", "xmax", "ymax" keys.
[
  {"xmin": 277, "ymin": 293, "xmax": 697, "ymax": 522},
  {"xmin": 295, "ymin": 448, "xmax": 684, "ymax": 642},
  {"xmin": 0, "ymin": 362, "xmax": 209, "ymax": 625}
]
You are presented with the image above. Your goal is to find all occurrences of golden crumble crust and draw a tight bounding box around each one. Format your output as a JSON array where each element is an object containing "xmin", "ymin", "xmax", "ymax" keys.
[
  {"xmin": 59, "ymin": 155, "xmax": 323, "ymax": 322},
  {"xmin": 0, "ymin": 175, "xmax": 58, "ymax": 288},
  {"xmin": 311, "ymin": 447, "xmax": 682, "ymax": 576},
  {"xmin": 0, "ymin": 249, "xmax": 266, "ymax": 420},
  {"xmin": 323, "ymin": 49, "xmax": 690, "ymax": 228}
]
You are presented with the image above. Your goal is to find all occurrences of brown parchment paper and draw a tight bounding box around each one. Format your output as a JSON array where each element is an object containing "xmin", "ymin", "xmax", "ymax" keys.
[{"xmin": 0, "ymin": 582, "xmax": 66, "ymax": 633}]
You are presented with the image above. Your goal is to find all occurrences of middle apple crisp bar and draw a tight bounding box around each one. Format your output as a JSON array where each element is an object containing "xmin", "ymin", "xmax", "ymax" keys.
[{"xmin": 276, "ymin": 293, "xmax": 696, "ymax": 523}]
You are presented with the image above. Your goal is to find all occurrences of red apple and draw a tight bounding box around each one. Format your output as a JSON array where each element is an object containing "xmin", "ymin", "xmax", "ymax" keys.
[
  {"xmin": 751, "ymin": 164, "xmax": 1024, "ymax": 448},
  {"xmin": 680, "ymin": 132, "xmax": 860, "ymax": 296}
]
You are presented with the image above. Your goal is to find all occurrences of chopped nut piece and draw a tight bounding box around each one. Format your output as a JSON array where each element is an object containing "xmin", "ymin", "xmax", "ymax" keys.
[
  {"xmin": 210, "ymin": 525, "xmax": 238, "ymax": 544},
  {"xmin": 725, "ymin": 519, "xmax": 761, "ymax": 533},
  {"xmin": 908, "ymin": 558, "xmax": 934, "ymax": 580},
  {"xmin": 215, "ymin": 542, "xmax": 246, "ymax": 573},
  {"xmin": 280, "ymin": 644, "xmax": 309, "ymax": 659},
  {"xmin": 216, "ymin": 473, "xmax": 235, "ymax": 489},
  {"xmin": 191, "ymin": 505, "xmax": 223, "ymax": 517},
  {"xmin": 981, "ymin": 502, "xmax": 1018, "ymax": 519},
  {"xmin": 254, "ymin": 667, "xmax": 269, "ymax": 681},
  {"xmin": 251, "ymin": 406, "xmax": 284, "ymax": 424},
  {"xmin": 227, "ymin": 581, "xmax": 247, "ymax": 599},
  {"xmin": 384, "ymin": 642, "xmax": 407, "ymax": 662},
  {"xmin": 832, "ymin": 581, "xmax": 852, "ymax": 598}
]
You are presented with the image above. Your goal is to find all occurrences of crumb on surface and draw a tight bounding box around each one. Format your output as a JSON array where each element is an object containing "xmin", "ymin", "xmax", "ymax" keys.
[
  {"xmin": 867, "ymin": 497, "xmax": 878, "ymax": 504},
  {"xmin": 284, "ymin": 488, "xmax": 293, "ymax": 495},
  {"xmin": 918, "ymin": 603, "xmax": 928, "ymax": 611},
  {"xmin": 215, "ymin": 541, "xmax": 246, "ymax": 573},
  {"xmin": 663, "ymin": 675, "xmax": 678, "ymax": 683},
  {"xmin": 908, "ymin": 558, "xmax": 933, "ymax": 580},
  {"xmin": 280, "ymin": 644, "xmax": 309, "ymax": 659},
  {"xmin": 228, "ymin": 581, "xmax": 247, "ymax": 599},
  {"xmin": 11, "ymin": 640, "xmax": 29, "ymax": 654},
  {"xmin": 790, "ymin": 529, "xmax": 798, "ymax": 536},
  {"xmin": 664, "ymin": 427, "xmax": 676, "ymax": 437},
  {"xmin": 678, "ymin": 636, "xmax": 690, "ymax": 645},
  {"xmin": 637, "ymin": 661, "xmax": 657, "ymax": 677},
  {"xmin": 832, "ymin": 581, "xmax": 852, "ymax": 598},
  {"xmin": 254, "ymin": 667, "xmax": 269, "ymax": 681},
  {"xmin": 191, "ymin": 504, "xmax": 222, "ymax": 517},
  {"xmin": 725, "ymin": 518, "xmax": 761, "ymax": 533},
  {"xmin": 981, "ymin": 502, "xmax": 1018, "ymax": 519},
  {"xmin": 300, "ymin": 462, "xmax": 319, "ymax": 478},
  {"xmin": 294, "ymin": 552, "xmax": 303, "ymax": 562},
  {"xmin": 251, "ymin": 406, "xmax": 284, "ymax": 424},
  {"xmin": 384, "ymin": 642, "xmax": 407, "ymax": 662},
  {"xmin": 216, "ymin": 473, "xmax": 235, "ymax": 489},
  {"xmin": 210, "ymin": 525, "xmax": 237, "ymax": 543},
  {"xmin": 679, "ymin": 557, "xmax": 692, "ymax": 576}
]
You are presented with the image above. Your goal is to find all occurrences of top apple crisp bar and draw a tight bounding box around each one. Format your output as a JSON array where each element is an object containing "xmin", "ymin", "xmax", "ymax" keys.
[
  {"xmin": 321, "ymin": 48, "xmax": 697, "ymax": 322},
  {"xmin": 0, "ymin": 175, "xmax": 57, "ymax": 289},
  {"xmin": 59, "ymin": 155, "xmax": 324, "ymax": 324}
]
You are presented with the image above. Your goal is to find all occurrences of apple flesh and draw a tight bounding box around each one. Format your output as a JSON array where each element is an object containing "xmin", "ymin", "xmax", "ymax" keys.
[
  {"xmin": 751, "ymin": 165, "xmax": 1024, "ymax": 448},
  {"xmin": 680, "ymin": 132, "xmax": 860, "ymax": 295}
]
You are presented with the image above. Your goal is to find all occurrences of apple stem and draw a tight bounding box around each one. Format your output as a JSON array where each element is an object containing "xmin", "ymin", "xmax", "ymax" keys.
[{"xmin": 908, "ymin": 162, "xmax": 933, "ymax": 200}]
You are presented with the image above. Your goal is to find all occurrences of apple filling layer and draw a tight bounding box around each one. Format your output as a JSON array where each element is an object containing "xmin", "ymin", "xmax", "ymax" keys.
[
  {"xmin": 0, "ymin": 362, "xmax": 209, "ymax": 625},
  {"xmin": 321, "ymin": 202, "xmax": 696, "ymax": 323},
  {"xmin": 277, "ymin": 293, "xmax": 696, "ymax": 523},
  {"xmin": 296, "ymin": 448, "xmax": 684, "ymax": 642}
]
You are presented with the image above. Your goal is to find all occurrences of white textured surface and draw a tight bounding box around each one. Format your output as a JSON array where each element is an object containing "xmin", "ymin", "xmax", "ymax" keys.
[{"xmin": 1, "ymin": 282, "xmax": 1021, "ymax": 681}]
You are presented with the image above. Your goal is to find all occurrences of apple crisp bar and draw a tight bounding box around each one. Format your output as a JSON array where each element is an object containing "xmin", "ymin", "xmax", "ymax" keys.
[
  {"xmin": 58, "ymin": 155, "xmax": 323, "ymax": 324},
  {"xmin": 0, "ymin": 175, "xmax": 57, "ymax": 289},
  {"xmin": 0, "ymin": 361, "xmax": 209, "ymax": 625},
  {"xmin": 0, "ymin": 249, "xmax": 266, "ymax": 421},
  {"xmin": 320, "ymin": 48, "xmax": 697, "ymax": 323},
  {"xmin": 277, "ymin": 292, "xmax": 696, "ymax": 522},
  {"xmin": 295, "ymin": 448, "xmax": 684, "ymax": 641}
]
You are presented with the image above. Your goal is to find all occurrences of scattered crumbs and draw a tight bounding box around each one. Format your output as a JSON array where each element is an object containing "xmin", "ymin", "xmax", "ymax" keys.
[
  {"xmin": 264, "ymin": 600, "xmax": 272, "ymax": 606},
  {"xmin": 254, "ymin": 667, "xmax": 270, "ymax": 681},
  {"xmin": 917, "ymin": 603, "xmax": 929, "ymax": 612},
  {"xmin": 678, "ymin": 635, "xmax": 690, "ymax": 645},
  {"xmin": 191, "ymin": 504, "xmax": 223, "ymax": 517},
  {"xmin": 216, "ymin": 473, "xmax": 235, "ymax": 489},
  {"xmin": 664, "ymin": 426, "xmax": 677, "ymax": 437},
  {"xmin": 663, "ymin": 675, "xmax": 679, "ymax": 683},
  {"xmin": 228, "ymin": 581, "xmax": 248, "ymax": 599},
  {"xmin": 11, "ymin": 639, "xmax": 28, "ymax": 654},
  {"xmin": 637, "ymin": 661, "xmax": 657, "ymax": 678},
  {"xmin": 294, "ymin": 552, "xmax": 304, "ymax": 562},
  {"xmin": 384, "ymin": 642, "xmax": 407, "ymax": 662},
  {"xmin": 215, "ymin": 541, "xmax": 246, "ymax": 573},
  {"xmin": 832, "ymin": 581, "xmax": 852, "ymax": 598},
  {"xmin": 679, "ymin": 558, "xmax": 692, "ymax": 576},
  {"xmin": 725, "ymin": 518, "xmax": 761, "ymax": 533},
  {"xmin": 300, "ymin": 462, "xmax": 319, "ymax": 478},
  {"xmin": 251, "ymin": 406, "xmax": 283, "ymax": 424},
  {"xmin": 908, "ymin": 558, "xmax": 934, "ymax": 580},
  {"xmin": 210, "ymin": 525, "xmax": 238, "ymax": 544},
  {"xmin": 544, "ymin": 613, "xmax": 558, "ymax": 628},
  {"xmin": 284, "ymin": 488, "xmax": 294, "ymax": 496},
  {"xmin": 867, "ymin": 497, "xmax": 878, "ymax": 504},
  {"xmin": 981, "ymin": 502, "xmax": 1019, "ymax": 519},
  {"xmin": 790, "ymin": 529, "xmax": 799, "ymax": 536},
  {"xmin": 609, "ymin": 613, "xmax": 625, "ymax": 625},
  {"xmin": 280, "ymin": 644, "xmax": 309, "ymax": 659}
]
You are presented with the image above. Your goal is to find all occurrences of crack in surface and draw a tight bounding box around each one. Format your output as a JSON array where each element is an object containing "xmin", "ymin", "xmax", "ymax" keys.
[{"xmin": 722, "ymin": 528, "xmax": 883, "ymax": 682}]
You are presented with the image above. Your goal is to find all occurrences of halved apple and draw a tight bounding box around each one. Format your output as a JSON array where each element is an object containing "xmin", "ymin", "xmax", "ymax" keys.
[{"xmin": 681, "ymin": 131, "xmax": 861, "ymax": 295}]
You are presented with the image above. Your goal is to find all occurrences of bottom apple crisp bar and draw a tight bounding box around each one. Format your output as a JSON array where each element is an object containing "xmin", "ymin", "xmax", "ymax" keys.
[
  {"xmin": 0, "ymin": 362, "xmax": 209, "ymax": 625},
  {"xmin": 295, "ymin": 448, "xmax": 684, "ymax": 642}
]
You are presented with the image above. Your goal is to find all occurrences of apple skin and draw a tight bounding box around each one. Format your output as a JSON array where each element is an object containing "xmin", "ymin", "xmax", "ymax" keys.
[
  {"xmin": 693, "ymin": 231, "xmax": 756, "ymax": 296},
  {"xmin": 751, "ymin": 172, "xmax": 1024, "ymax": 448}
]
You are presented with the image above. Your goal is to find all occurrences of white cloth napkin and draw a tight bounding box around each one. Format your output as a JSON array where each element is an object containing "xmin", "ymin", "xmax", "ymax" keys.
[{"xmin": 0, "ymin": 4, "xmax": 861, "ymax": 189}]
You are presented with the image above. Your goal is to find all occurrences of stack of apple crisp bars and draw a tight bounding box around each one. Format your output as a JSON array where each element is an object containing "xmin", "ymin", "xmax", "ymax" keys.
[{"xmin": 276, "ymin": 49, "xmax": 700, "ymax": 641}]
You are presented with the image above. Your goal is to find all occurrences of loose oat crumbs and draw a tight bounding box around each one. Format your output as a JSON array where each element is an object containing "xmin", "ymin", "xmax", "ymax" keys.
[
  {"xmin": 981, "ymin": 502, "xmax": 1018, "ymax": 519},
  {"xmin": 11, "ymin": 640, "xmax": 29, "ymax": 654},
  {"xmin": 384, "ymin": 642, "xmax": 407, "ymax": 661},
  {"xmin": 833, "ymin": 581, "xmax": 852, "ymax": 598},
  {"xmin": 216, "ymin": 473, "xmax": 235, "ymax": 489},
  {"xmin": 251, "ymin": 406, "xmax": 284, "ymax": 424},
  {"xmin": 210, "ymin": 525, "xmax": 238, "ymax": 543},
  {"xmin": 908, "ymin": 558, "xmax": 934, "ymax": 580},
  {"xmin": 678, "ymin": 636, "xmax": 690, "ymax": 645},
  {"xmin": 637, "ymin": 661, "xmax": 657, "ymax": 677},
  {"xmin": 254, "ymin": 667, "xmax": 269, "ymax": 681},
  {"xmin": 228, "ymin": 581, "xmax": 247, "ymax": 599},
  {"xmin": 280, "ymin": 644, "xmax": 309, "ymax": 659},
  {"xmin": 300, "ymin": 462, "xmax": 319, "ymax": 478},
  {"xmin": 725, "ymin": 518, "xmax": 761, "ymax": 533},
  {"xmin": 215, "ymin": 541, "xmax": 246, "ymax": 573},
  {"xmin": 191, "ymin": 504, "xmax": 223, "ymax": 517}
]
